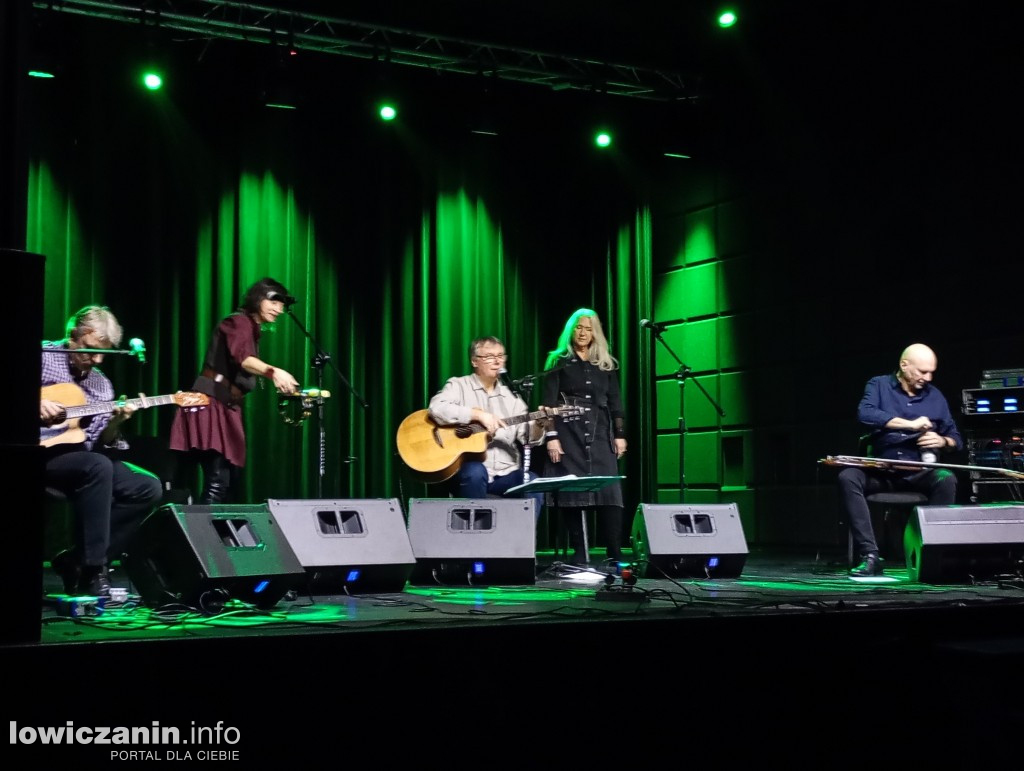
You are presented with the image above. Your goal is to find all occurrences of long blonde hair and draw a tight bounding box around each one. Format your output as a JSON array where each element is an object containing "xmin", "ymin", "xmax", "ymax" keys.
[{"xmin": 544, "ymin": 308, "xmax": 618, "ymax": 371}]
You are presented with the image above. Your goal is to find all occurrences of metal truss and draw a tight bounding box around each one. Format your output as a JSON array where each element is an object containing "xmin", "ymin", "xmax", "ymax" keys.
[{"xmin": 33, "ymin": 0, "xmax": 694, "ymax": 101}]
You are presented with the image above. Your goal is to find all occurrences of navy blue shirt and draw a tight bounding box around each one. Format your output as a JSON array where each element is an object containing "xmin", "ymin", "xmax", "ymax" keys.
[{"xmin": 857, "ymin": 373, "xmax": 962, "ymax": 461}]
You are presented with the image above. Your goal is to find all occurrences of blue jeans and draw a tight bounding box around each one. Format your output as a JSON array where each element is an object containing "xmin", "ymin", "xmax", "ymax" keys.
[{"xmin": 449, "ymin": 461, "xmax": 545, "ymax": 520}]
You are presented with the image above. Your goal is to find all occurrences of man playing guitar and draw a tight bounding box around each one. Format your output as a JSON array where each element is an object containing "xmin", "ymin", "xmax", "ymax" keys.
[{"xmin": 41, "ymin": 305, "xmax": 163, "ymax": 598}]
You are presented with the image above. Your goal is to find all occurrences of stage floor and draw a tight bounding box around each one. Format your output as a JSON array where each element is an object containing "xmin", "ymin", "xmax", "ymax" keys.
[
  {"xmin": 32, "ymin": 548, "xmax": 1024, "ymax": 646},
  {"xmin": 6, "ymin": 548, "xmax": 1024, "ymax": 763}
]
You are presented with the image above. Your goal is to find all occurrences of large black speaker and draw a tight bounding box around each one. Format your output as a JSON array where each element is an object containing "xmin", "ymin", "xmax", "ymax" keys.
[
  {"xmin": 905, "ymin": 504, "xmax": 1024, "ymax": 583},
  {"xmin": 125, "ymin": 504, "xmax": 307, "ymax": 610},
  {"xmin": 267, "ymin": 498, "xmax": 416, "ymax": 593},
  {"xmin": 407, "ymin": 498, "xmax": 536, "ymax": 585},
  {"xmin": 631, "ymin": 503, "xmax": 749, "ymax": 578}
]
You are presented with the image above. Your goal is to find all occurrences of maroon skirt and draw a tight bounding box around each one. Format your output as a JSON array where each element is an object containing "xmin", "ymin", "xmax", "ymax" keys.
[{"xmin": 169, "ymin": 398, "xmax": 247, "ymax": 467}]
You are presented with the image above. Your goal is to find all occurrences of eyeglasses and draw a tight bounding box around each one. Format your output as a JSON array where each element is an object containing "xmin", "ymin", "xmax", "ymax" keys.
[{"xmin": 474, "ymin": 353, "xmax": 507, "ymax": 363}]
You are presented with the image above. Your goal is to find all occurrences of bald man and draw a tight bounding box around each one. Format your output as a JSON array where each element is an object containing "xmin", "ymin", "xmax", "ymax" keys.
[{"xmin": 839, "ymin": 343, "xmax": 962, "ymax": 576}]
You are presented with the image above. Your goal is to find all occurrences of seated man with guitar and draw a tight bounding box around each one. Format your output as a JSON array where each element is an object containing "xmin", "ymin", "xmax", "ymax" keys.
[
  {"xmin": 419, "ymin": 336, "xmax": 553, "ymax": 514},
  {"xmin": 40, "ymin": 305, "xmax": 164, "ymax": 598},
  {"xmin": 840, "ymin": 343, "xmax": 961, "ymax": 577}
]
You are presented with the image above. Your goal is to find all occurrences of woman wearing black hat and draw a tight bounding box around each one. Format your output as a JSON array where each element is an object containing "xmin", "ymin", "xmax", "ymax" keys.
[{"xmin": 169, "ymin": 277, "xmax": 299, "ymax": 503}]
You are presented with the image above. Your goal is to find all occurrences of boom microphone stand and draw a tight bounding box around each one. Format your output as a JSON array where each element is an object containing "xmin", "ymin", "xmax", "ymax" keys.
[
  {"xmin": 641, "ymin": 321, "xmax": 725, "ymax": 498},
  {"xmin": 282, "ymin": 308, "xmax": 367, "ymax": 498}
]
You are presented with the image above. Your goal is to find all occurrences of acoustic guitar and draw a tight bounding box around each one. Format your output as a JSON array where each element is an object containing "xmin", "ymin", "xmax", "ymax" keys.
[
  {"xmin": 396, "ymin": 404, "xmax": 583, "ymax": 484},
  {"xmin": 40, "ymin": 382, "xmax": 210, "ymax": 448}
]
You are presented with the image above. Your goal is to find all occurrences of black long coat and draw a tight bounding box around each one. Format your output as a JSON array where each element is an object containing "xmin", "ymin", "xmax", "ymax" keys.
[{"xmin": 541, "ymin": 353, "xmax": 626, "ymax": 508}]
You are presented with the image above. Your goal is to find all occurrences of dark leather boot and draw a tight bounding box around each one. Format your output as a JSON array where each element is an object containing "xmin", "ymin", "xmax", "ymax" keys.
[{"xmin": 199, "ymin": 452, "xmax": 232, "ymax": 504}]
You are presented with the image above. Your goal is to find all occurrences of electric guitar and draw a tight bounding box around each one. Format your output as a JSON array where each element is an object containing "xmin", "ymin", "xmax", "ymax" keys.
[
  {"xmin": 40, "ymin": 382, "xmax": 210, "ymax": 448},
  {"xmin": 396, "ymin": 404, "xmax": 584, "ymax": 483}
]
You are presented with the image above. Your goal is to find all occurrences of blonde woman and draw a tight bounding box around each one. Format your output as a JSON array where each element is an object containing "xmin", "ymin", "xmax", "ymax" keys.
[{"xmin": 541, "ymin": 308, "xmax": 627, "ymax": 566}]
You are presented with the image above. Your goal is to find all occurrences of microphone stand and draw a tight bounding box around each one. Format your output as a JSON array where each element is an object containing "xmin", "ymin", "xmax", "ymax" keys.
[
  {"xmin": 282, "ymin": 308, "xmax": 368, "ymax": 498},
  {"xmin": 645, "ymin": 327, "xmax": 725, "ymax": 498}
]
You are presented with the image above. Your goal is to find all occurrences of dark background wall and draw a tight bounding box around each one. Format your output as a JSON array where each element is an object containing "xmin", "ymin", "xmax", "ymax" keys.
[{"xmin": 8, "ymin": 1, "xmax": 1023, "ymax": 553}]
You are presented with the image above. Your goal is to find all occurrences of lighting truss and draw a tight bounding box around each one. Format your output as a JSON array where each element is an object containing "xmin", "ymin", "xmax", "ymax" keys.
[{"xmin": 32, "ymin": 0, "xmax": 695, "ymax": 101}]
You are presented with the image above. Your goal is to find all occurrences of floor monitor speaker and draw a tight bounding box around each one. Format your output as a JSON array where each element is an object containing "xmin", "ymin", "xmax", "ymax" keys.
[
  {"xmin": 125, "ymin": 503, "xmax": 306, "ymax": 611},
  {"xmin": 631, "ymin": 503, "xmax": 748, "ymax": 578},
  {"xmin": 406, "ymin": 498, "xmax": 536, "ymax": 585},
  {"xmin": 267, "ymin": 498, "xmax": 415, "ymax": 593},
  {"xmin": 905, "ymin": 504, "xmax": 1024, "ymax": 583}
]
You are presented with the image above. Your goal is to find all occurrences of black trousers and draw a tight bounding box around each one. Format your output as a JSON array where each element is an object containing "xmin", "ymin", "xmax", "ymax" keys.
[
  {"xmin": 560, "ymin": 505, "xmax": 624, "ymax": 563},
  {"xmin": 45, "ymin": 448, "xmax": 163, "ymax": 566},
  {"xmin": 839, "ymin": 466, "xmax": 956, "ymax": 557}
]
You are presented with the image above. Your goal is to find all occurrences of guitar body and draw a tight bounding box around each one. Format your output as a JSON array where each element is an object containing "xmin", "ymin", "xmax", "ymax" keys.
[
  {"xmin": 40, "ymin": 383, "xmax": 210, "ymax": 448},
  {"xmin": 396, "ymin": 409, "xmax": 488, "ymax": 484},
  {"xmin": 40, "ymin": 383, "xmax": 88, "ymax": 448}
]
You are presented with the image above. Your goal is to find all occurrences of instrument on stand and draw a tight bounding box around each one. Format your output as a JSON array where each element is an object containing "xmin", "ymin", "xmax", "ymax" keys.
[
  {"xmin": 819, "ymin": 454, "xmax": 1024, "ymax": 481},
  {"xmin": 277, "ymin": 388, "xmax": 332, "ymax": 427}
]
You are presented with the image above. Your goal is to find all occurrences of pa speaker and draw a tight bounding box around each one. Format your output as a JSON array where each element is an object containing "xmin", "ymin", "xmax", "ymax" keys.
[
  {"xmin": 905, "ymin": 504, "xmax": 1024, "ymax": 583},
  {"xmin": 631, "ymin": 503, "xmax": 748, "ymax": 578},
  {"xmin": 267, "ymin": 498, "xmax": 415, "ymax": 593},
  {"xmin": 125, "ymin": 504, "xmax": 306, "ymax": 611},
  {"xmin": 407, "ymin": 498, "xmax": 536, "ymax": 585}
]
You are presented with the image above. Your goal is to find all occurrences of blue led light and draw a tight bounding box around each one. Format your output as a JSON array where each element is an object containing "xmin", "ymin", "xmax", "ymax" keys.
[
  {"xmin": 978, "ymin": 399, "xmax": 991, "ymax": 406},
  {"xmin": 346, "ymin": 569, "xmax": 361, "ymax": 582},
  {"xmin": 254, "ymin": 580, "xmax": 269, "ymax": 593},
  {"xmin": 472, "ymin": 562, "xmax": 485, "ymax": 574},
  {"xmin": 978, "ymin": 407, "xmax": 991, "ymax": 413},
  {"xmin": 1006, "ymin": 398, "xmax": 1018, "ymax": 404},
  {"xmin": 707, "ymin": 557, "xmax": 719, "ymax": 568}
]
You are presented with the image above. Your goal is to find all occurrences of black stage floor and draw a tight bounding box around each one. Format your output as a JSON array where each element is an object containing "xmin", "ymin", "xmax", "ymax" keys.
[{"xmin": 5, "ymin": 548, "xmax": 1024, "ymax": 763}]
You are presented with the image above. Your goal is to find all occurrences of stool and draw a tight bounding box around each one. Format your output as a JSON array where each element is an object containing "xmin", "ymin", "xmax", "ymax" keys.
[{"xmin": 848, "ymin": 491, "xmax": 928, "ymax": 566}]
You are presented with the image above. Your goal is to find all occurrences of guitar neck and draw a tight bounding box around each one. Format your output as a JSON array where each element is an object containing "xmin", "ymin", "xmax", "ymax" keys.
[
  {"xmin": 824, "ymin": 455, "xmax": 1024, "ymax": 481},
  {"xmin": 503, "ymin": 409, "xmax": 550, "ymax": 427},
  {"xmin": 65, "ymin": 394, "xmax": 176, "ymax": 419}
]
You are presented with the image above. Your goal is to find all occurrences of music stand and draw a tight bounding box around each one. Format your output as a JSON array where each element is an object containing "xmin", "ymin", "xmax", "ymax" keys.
[{"xmin": 506, "ymin": 475, "xmax": 625, "ymax": 563}]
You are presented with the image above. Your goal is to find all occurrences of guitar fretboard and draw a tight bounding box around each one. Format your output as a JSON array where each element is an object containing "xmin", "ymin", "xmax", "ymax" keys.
[{"xmin": 64, "ymin": 394, "xmax": 179, "ymax": 419}]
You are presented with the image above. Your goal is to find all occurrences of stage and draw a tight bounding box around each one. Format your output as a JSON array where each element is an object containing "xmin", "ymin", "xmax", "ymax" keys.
[{"xmin": 5, "ymin": 547, "xmax": 1024, "ymax": 763}]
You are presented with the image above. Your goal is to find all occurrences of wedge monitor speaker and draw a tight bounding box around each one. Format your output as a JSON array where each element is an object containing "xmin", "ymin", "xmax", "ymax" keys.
[
  {"xmin": 267, "ymin": 498, "xmax": 415, "ymax": 593},
  {"xmin": 631, "ymin": 503, "xmax": 748, "ymax": 578}
]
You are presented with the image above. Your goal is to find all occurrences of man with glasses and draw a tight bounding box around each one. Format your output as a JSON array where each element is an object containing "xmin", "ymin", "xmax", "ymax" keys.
[{"xmin": 428, "ymin": 336, "xmax": 549, "ymax": 512}]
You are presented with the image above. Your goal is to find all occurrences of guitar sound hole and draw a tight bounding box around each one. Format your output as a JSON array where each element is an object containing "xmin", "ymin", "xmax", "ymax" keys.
[{"xmin": 454, "ymin": 426, "xmax": 474, "ymax": 438}]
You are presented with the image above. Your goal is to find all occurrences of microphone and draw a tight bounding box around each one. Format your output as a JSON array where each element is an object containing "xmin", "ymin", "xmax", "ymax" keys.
[
  {"xmin": 267, "ymin": 291, "xmax": 297, "ymax": 307},
  {"xmin": 128, "ymin": 337, "xmax": 147, "ymax": 364},
  {"xmin": 640, "ymin": 318, "xmax": 666, "ymax": 333}
]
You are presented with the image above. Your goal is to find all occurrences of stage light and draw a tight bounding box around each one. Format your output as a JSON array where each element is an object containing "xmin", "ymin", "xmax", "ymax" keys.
[
  {"xmin": 718, "ymin": 10, "xmax": 738, "ymax": 28},
  {"xmin": 379, "ymin": 103, "xmax": 397, "ymax": 121},
  {"xmin": 595, "ymin": 131, "xmax": 612, "ymax": 148},
  {"xmin": 28, "ymin": 70, "xmax": 56, "ymax": 79},
  {"xmin": 664, "ymin": 152, "xmax": 691, "ymax": 159},
  {"xmin": 142, "ymin": 71, "xmax": 163, "ymax": 90}
]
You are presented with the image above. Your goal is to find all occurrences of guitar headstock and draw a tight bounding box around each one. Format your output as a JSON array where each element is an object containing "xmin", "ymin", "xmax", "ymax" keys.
[
  {"xmin": 174, "ymin": 391, "xmax": 211, "ymax": 408},
  {"xmin": 555, "ymin": 402, "xmax": 586, "ymax": 421}
]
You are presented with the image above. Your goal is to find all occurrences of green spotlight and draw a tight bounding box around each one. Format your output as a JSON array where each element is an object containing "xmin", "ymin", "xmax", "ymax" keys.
[
  {"xmin": 379, "ymin": 104, "xmax": 397, "ymax": 121},
  {"xmin": 718, "ymin": 10, "xmax": 737, "ymax": 28},
  {"xmin": 595, "ymin": 131, "xmax": 612, "ymax": 148},
  {"xmin": 28, "ymin": 70, "xmax": 56, "ymax": 79},
  {"xmin": 142, "ymin": 71, "xmax": 163, "ymax": 90}
]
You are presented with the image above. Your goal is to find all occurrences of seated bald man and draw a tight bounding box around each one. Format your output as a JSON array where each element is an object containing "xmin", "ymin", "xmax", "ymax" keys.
[{"xmin": 838, "ymin": 343, "xmax": 961, "ymax": 577}]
